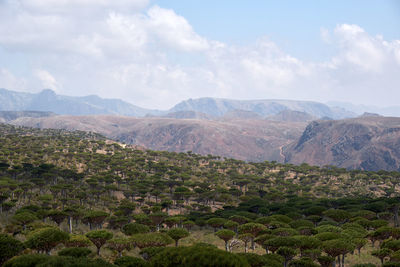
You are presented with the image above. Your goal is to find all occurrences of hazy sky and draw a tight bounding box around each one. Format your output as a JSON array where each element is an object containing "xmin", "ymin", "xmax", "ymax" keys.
[{"xmin": 0, "ymin": 0, "xmax": 399, "ymax": 109}]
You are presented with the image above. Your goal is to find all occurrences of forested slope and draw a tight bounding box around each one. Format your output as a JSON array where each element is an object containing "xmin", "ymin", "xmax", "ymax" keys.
[{"xmin": 1, "ymin": 124, "xmax": 400, "ymax": 266}]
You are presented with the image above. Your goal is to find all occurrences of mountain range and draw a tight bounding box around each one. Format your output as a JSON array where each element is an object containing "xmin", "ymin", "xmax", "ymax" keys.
[
  {"xmin": 327, "ymin": 101, "xmax": 400, "ymax": 117},
  {"xmin": 9, "ymin": 115, "xmax": 306, "ymax": 162},
  {"xmin": 2, "ymin": 88, "xmax": 400, "ymax": 171},
  {"xmin": 0, "ymin": 88, "xmax": 355, "ymax": 119},
  {"xmin": 170, "ymin": 98, "xmax": 355, "ymax": 119},
  {"xmin": 0, "ymin": 88, "xmax": 160, "ymax": 116}
]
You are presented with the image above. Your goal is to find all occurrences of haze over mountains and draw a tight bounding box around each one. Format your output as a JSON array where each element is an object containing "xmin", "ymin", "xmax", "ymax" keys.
[
  {"xmin": 2, "ymin": 88, "xmax": 400, "ymax": 171},
  {"xmin": 0, "ymin": 88, "xmax": 354, "ymax": 119},
  {"xmin": 0, "ymin": 88, "xmax": 159, "ymax": 117},
  {"xmin": 328, "ymin": 101, "xmax": 400, "ymax": 117}
]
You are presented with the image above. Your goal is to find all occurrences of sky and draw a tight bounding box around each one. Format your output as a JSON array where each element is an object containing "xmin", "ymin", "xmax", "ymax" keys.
[{"xmin": 0, "ymin": 0, "xmax": 399, "ymax": 109}]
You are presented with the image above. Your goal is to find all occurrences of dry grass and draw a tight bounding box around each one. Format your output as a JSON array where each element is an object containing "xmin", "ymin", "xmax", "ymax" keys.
[{"xmin": 345, "ymin": 244, "xmax": 381, "ymax": 267}]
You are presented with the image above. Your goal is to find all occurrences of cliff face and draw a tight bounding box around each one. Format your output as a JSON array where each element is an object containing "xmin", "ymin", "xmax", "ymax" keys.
[{"xmin": 285, "ymin": 117, "xmax": 400, "ymax": 171}]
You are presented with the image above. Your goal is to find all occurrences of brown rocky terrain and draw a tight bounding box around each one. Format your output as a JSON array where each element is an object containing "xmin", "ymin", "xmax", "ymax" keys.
[
  {"xmin": 0, "ymin": 111, "xmax": 55, "ymax": 122},
  {"xmin": 8, "ymin": 114, "xmax": 400, "ymax": 171},
  {"xmin": 161, "ymin": 110, "xmax": 212, "ymax": 120},
  {"xmin": 10, "ymin": 115, "xmax": 306, "ymax": 162},
  {"xmin": 284, "ymin": 117, "xmax": 400, "ymax": 171},
  {"xmin": 266, "ymin": 110, "xmax": 317, "ymax": 122}
]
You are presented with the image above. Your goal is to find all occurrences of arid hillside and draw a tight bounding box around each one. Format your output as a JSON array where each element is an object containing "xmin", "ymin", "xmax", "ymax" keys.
[
  {"xmin": 8, "ymin": 114, "xmax": 400, "ymax": 171},
  {"xmin": 10, "ymin": 115, "xmax": 306, "ymax": 162},
  {"xmin": 285, "ymin": 117, "xmax": 400, "ymax": 171}
]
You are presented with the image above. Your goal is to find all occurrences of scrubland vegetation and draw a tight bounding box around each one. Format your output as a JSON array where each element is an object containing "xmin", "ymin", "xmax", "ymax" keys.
[{"xmin": 1, "ymin": 124, "xmax": 400, "ymax": 266}]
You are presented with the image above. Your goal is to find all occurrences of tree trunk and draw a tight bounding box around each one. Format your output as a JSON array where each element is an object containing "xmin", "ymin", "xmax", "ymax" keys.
[
  {"xmin": 68, "ymin": 216, "xmax": 73, "ymax": 233},
  {"xmin": 225, "ymin": 241, "xmax": 229, "ymax": 251},
  {"xmin": 97, "ymin": 247, "xmax": 101, "ymax": 256},
  {"xmin": 175, "ymin": 240, "xmax": 178, "ymax": 247}
]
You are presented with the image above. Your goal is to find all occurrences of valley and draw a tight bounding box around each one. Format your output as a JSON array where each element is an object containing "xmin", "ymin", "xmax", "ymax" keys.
[{"xmin": 4, "ymin": 111, "xmax": 400, "ymax": 172}]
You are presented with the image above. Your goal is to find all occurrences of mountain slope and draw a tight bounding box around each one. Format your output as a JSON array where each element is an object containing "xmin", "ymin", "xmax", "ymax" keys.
[
  {"xmin": 0, "ymin": 88, "xmax": 159, "ymax": 116},
  {"xmin": 285, "ymin": 117, "xmax": 400, "ymax": 171},
  {"xmin": 327, "ymin": 101, "xmax": 400, "ymax": 117},
  {"xmin": 10, "ymin": 115, "xmax": 306, "ymax": 162},
  {"xmin": 0, "ymin": 111, "xmax": 55, "ymax": 123},
  {"xmin": 1, "ymin": 88, "xmax": 357, "ymax": 119},
  {"xmin": 170, "ymin": 97, "xmax": 355, "ymax": 119},
  {"xmin": 8, "ymin": 112, "xmax": 400, "ymax": 171},
  {"xmin": 162, "ymin": 110, "xmax": 212, "ymax": 120},
  {"xmin": 266, "ymin": 110, "xmax": 317, "ymax": 122}
]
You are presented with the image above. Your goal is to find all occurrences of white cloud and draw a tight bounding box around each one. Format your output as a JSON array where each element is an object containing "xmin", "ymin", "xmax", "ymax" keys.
[
  {"xmin": 332, "ymin": 24, "xmax": 387, "ymax": 72},
  {"xmin": 147, "ymin": 6, "xmax": 210, "ymax": 52},
  {"xmin": 34, "ymin": 69, "xmax": 60, "ymax": 91},
  {"xmin": 0, "ymin": 0, "xmax": 399, "ymax": 109},
  {"xmin": 0, "ymin": 68, "xmax": 27, "ymax": 91},
  {"xmin": 11, "ymin": 0, "xmax": 149, "ymax": 16}
]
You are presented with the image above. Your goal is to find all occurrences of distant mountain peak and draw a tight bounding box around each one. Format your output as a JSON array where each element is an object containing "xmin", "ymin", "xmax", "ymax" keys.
[
  {"xmin": 39, "ymin": 89, "xmax": 56, "ymax": 94},
  {"xmin": 170, "ymin": 97, "xmax": 355, "ymax": 119},
  {"xmin": 0, "ymin": 89, "xmax": 357, "ymax": 119},
  {"xmin": 359, "ymin": 112, "xmax": 382, "ymax": 118},
  {"xmin": 0, "ymin": 88, "xmax": 160, "ymax": 116}
]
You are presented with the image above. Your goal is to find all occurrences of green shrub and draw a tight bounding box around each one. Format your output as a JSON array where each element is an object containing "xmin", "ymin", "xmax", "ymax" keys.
[
  {"xmin": 25, "ymin": 228, "xmax": 69, "ymax": 254},
  {"xmin": 85, "ymin": 230, "xmax": 113, "ymax": 255},
  {"xmin": 58, "ymin": 247, "xmax": 92, "ymax": 258},
  {"xmin": 5, "ymin": 255, "xmax": 114, "ymax": 267},
  {"xmin": 4, "ymin": 254, "xmax": 49, "ymax": 267},
  {"xmin": 237, "ymin": 253, "xmax": 277, "ymax": 267},
  {"xmin": 150, "ymin": 246, "xmax": 248, "ymax": 267},
  {"xmin": 114, "ymin": 256, "xmax": 148, "ymax": 267},
  {"xmin": 130, "ymin": 233, "xmax": 173, "ymax": 249},
  {"xmin": 122, "ymin": 223, "xmax": 150, "ymax": 236},
  {"xmin": 289, "ymin": 257, "xmax": 319, "ymax": 267},
  {"xmin": 139, "ymin": 247, "xmax": 166, "ymax": 261},
  {"xmin": 383, "ymin": 263, "xmax": 400, "ymax": 267},
  {"xmin": 0, "ymin": 234, "xmax": 25, "ymax": 266}
]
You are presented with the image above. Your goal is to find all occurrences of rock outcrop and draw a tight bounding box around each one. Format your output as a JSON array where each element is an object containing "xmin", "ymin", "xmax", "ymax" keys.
[{"xmin": 285, "ymin": 117, "xmax": 400, "ymax": 171}]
